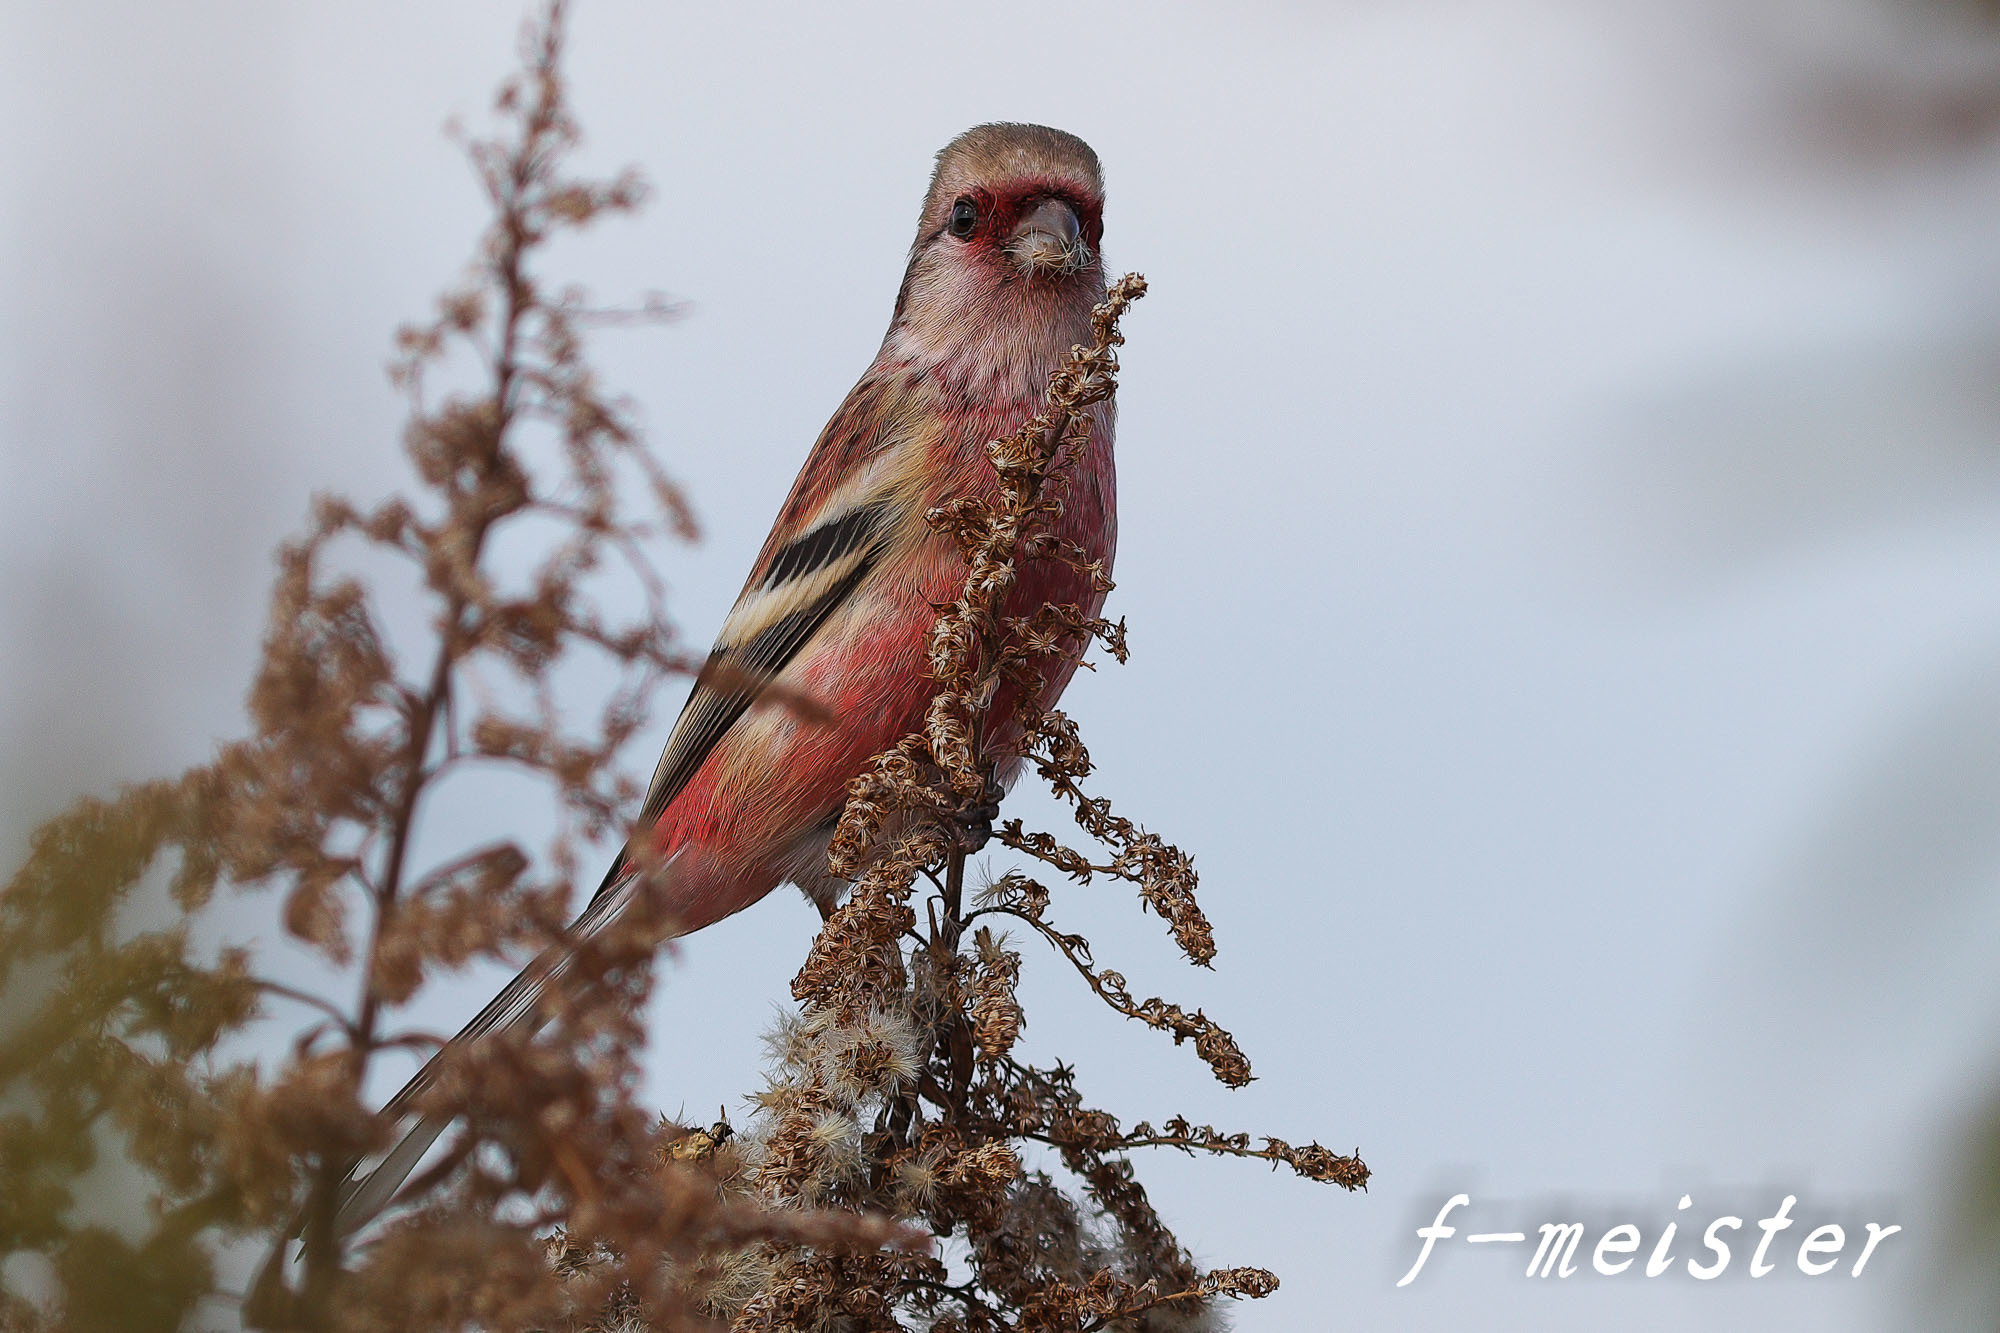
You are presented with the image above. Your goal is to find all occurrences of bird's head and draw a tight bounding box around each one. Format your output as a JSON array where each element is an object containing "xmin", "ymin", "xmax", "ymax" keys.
[{"xmin": 889, "ymin": 124, "xmax": 1106, "ymax": 365}]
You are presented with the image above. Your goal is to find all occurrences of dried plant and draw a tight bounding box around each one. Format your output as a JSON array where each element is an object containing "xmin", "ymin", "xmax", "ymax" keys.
[
  {"xmin": 1, "ymin": 6, "xmax": 901, "ymax": 1330},
  {"xmin": 0, "ymin": 6, "xmax": 1365, "ymax": 1332},
  {"xmin": 644, "ymin": 277, "xmax": 1369, "ymax": 1333}
]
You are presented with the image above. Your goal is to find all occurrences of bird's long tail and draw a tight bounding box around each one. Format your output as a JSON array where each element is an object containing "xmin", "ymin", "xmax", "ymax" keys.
[{"xmin": 246, "ymin": 854, "xmax": 669, "ymax": 1316}]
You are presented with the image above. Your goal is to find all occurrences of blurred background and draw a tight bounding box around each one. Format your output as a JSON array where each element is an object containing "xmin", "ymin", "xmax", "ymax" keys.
[{"xmin": 5, "ymin": 0, "xmax": 2000, "ymax": 1327}]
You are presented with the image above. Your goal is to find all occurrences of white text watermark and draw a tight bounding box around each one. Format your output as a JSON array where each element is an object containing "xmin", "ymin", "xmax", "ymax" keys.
[{"xmin": 1396, "ymin": 1193, "xmax": 1901, "ymax": 1286}]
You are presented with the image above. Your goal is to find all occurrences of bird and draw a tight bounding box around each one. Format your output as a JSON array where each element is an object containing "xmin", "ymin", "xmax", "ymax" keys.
[{"xmin": 307, "ymin": 121, "xmax": 1115, "ymax": 1248}]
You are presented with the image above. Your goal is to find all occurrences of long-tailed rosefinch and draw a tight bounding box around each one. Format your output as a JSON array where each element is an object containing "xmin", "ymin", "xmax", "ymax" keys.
[{"xmin": 332, "ymin": 122, "xmax": 1114, "ymax": 1235}]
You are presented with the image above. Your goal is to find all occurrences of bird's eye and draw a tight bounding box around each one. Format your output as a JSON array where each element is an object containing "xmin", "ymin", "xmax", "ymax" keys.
[{"xmin": 948, "ymin": 197, "xmax": 979, "ymax": 238}]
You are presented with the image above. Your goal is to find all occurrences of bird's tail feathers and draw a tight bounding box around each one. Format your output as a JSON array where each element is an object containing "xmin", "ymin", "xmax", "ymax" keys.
[
  {"xmin": 333, "ymin": 857, "xmax": 667, "ymax": 1234},
  {"xmin": 251, "ymin": 849, "xmax": 675, "ymax": 1314}
]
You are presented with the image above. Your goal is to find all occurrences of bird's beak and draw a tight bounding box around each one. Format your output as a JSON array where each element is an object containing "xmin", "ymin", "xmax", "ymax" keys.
[{"xmin": 1006, "ymin": 197, "xmax": 1091, "ymax": 277}]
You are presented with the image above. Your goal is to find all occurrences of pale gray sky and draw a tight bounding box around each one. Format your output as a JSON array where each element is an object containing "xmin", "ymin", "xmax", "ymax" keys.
[{"xmin": 6, "ymin": 2, "xmax": 2000, "ymax": 1328}]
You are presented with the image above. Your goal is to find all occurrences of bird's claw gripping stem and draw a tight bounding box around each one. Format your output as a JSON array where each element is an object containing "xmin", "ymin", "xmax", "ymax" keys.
[{"xmin": 950, "ymin": 771, "xmax": 1005, "ymax": 854}]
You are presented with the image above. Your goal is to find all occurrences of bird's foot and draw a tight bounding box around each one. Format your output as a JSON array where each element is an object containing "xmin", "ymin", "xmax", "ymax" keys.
[{"xmin": 950, "ymin": 775, "xmax": 1005, "ymax": 854}]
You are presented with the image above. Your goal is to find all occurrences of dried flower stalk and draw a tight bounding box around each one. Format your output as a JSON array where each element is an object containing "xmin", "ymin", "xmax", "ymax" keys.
[
  {"xmin": 0, "ymin": 7, "xmax": 902, "ymax": 1330},
  {"xmin": 0, "ymin": 8, "xmax": 1368, "ymax": 1331},
  {"xmin": 692, "ymin": 274, "xmax": 1367, "ymax": 1333}
]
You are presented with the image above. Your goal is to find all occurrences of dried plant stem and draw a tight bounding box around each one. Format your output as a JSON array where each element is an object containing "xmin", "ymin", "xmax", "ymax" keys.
[
  {"xmin": 0, "ymin": 14, "xmax": 1372, "ymax": 1325},
  {"xmin": 717, "ymin": 273, "xmax": 1367, "ymax": 1332}
]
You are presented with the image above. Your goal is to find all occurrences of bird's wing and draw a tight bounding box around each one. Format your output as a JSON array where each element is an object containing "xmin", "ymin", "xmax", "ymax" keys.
[
  {"xmin": 624, "ymin": 497, "xmax": 897, "ymax": 840},
  {"xmin": 593, "ymin": 374, "xmax": 919, "ymax": 901}
]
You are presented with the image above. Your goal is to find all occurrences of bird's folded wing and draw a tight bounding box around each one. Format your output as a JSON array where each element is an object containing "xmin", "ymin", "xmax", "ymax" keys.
[{"xmin": 598, "ymin": 494, "xmax": 898, "ymax": 901}]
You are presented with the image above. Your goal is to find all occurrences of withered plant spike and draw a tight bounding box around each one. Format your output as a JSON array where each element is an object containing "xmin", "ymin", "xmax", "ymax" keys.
[
  {"xmin": 715, "ymin": 266, "xmax": 1367, "ymax": 1333},
  {"xmin": 0, "ymin": 8, "xmax": 1368, "ymax": 1328},
  {"xmin": 1, "ymin": 4, "xmax": 906, "ymax": 1331}
]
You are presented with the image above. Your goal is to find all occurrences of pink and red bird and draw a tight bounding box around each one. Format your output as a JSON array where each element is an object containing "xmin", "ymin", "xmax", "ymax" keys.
[{"xmin": 336, "ymin": 122, "xmax": 1116, "ymax": 1233}]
